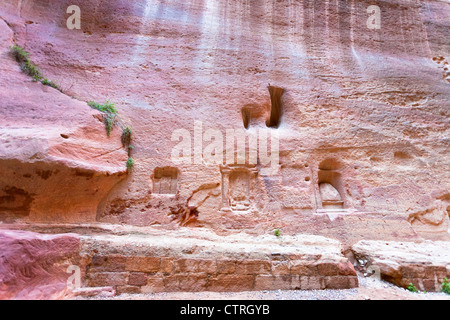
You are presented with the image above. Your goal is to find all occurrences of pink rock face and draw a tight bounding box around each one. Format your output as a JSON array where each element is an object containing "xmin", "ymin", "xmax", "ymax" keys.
[
  {"xmin": 353, "ymin": 240, "xmax": 450, "ymax": 292},
  {"xmin": 0, "ymin": 0, "xmax": 448, "ymax": 239},
  {"xmin": 0, "ymin": 12, "xmax": 128, "ymax": 223},
  {"xmin": 1, "ymin": 0, "xmax": 449, "ymax": 299},
  {"xmin": 0, "ymin": 230, "xmax": 80, "ymax": 300}
]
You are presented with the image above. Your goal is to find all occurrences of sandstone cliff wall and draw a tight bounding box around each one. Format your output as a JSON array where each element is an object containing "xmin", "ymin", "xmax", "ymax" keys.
[{"xmin": 0, "ymin": 0, "xmax": 448, "ymax": 242}]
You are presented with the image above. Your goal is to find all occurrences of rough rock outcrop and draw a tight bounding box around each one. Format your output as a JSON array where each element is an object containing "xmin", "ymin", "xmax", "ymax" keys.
[
  {"xmin": 0, "ymin": 230, "xmax": 80, "ymax": 299},
  {"xmin": 80, "ymin": 231, "xmax": 358, "ymax": 294},
  {"xmin": 0, "ymin": 16, "xmax": 128, "ymax": 223},
  {"xmin": 0, "ymin": 0, "xmax": 449, "ymax": 298},
  {"xmin": 352, "ymin": 240, "xmax": 450, "ymax": 292},
  {"xmin": 1, "ymin": 0, "xmax": 448, "ymax": 238}
]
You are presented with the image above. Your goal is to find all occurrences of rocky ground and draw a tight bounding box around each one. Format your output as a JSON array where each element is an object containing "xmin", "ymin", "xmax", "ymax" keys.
[
  {"xmin": 2, "ymin": 225, "xmax": 448, "ymax": 300},
  {"xmin": 0, "ymin": 0, "xmax": 448, "ymax": 300}
]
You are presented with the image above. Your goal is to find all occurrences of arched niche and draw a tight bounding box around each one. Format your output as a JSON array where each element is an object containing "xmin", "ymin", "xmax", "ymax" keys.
[
  {"xmin": 316, "ymin": 159, "xmax": 346, "ymax": 210},
  {"xmin": 220, "ymin": 165, "xmax": 257, "ymax": 212}
]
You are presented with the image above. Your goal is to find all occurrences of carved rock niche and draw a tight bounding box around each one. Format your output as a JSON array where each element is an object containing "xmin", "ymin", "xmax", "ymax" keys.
[
  {"xmin": 319, "ymin": 182, "xmax": 344, "ymax": 210},
  {"xmin": 317, "ymin": 159, "xmax": 345, "ymax": 211},
  {"xmin": 220, "ymin": 166, "xmax": 257, "ymax": 212},
  {"xmin": 152, "ymin": 167, "xmax": 178, "ymax": 195}
]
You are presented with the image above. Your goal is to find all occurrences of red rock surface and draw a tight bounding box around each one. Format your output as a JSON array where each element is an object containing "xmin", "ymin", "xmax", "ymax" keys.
[
  {"xmin": 0, "ymin": 0, "xmax": 449, "ymax": 298},
  {"xmin": 79, "ymin": 230, "xmax": 358, "ymax": 293},
  {"xmin": 0, "ymin": 0, "xmax": 448, "ymax": 236},
  {"xmin": 352, "ymin": 240, "xmax": 450, "ymax": 292},
  {"xmin": 0, "ymin": 11, "xmax": 128, "ymax": 223},
  {"xmin": 0, "ymin": 230, "xmax": 80, "ymax": 299}
]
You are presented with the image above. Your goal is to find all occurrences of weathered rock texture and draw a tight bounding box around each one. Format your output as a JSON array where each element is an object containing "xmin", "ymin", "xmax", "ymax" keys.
[
  {"xmin": 0, "ymin": 0, "xmax": 449, "ymax": 298},
  {"xmin": 0, "ymin": 230, "xmax": 80, "ymax": 299},
  {"xmin": 0, "ymin": 226, "xmax": 359, "ymax": 297},
  {"xmin": 80, "ymin": 231, "xmax": 358, "ymax": 294},
  {"xmin": 1, "ymin": 0, "xmax": 449, "ymax": 237},
  {"xmin": 353, "ymin": 240, "xmax": 450, "ymax": 292},
  {"xmin": 0, "ymin": 14, "xmax": 128, "ymax": 223}
]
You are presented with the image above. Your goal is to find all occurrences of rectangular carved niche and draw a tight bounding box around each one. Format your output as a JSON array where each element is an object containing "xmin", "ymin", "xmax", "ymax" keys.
[
  {"xmin": 317, "ymin": 168, "xmax": 345, "ymax": 210},
  {"xmin": 220, "ymin": 165, "xmax": 257, "ymax": 212},
  {"xmin": 152, "ymin": 167, "xmax": 178, "ymax": 195}
]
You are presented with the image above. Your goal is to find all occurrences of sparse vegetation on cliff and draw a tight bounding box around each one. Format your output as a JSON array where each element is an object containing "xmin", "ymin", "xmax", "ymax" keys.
[
  {"xmin": 88, "ymin": 100, "xmax": 118, "ymax": 136},
  {"xmin": 104, "ymin": 113, "xmax": 116, "ymax": 137},
  {"xmin": 121, "ymin": 126, "xmax": 133, "ymax": 147},
  {"xmin": 10, "ymin": 44, "xmax": 61, "ymax": 91},
  {"xmin": 88, "ymin": 100, "xmax": 135, "ymax": 171},
  {"xmin": 41, "ymin": 78, "xmax": 59, "ymax": 90},
  {"xmin": 442, "ymin": 278, "xmax": 450, "ymax": 294},
  {"xmin": 126, "ymin": 157, "xmax": 134, "ymax": 170},
  {"xmin": 274, "ymin": 229, "xmax": 282, "ymax": 237},
  {"xmin": 88, "ymin": 100, "xmax": 117, "ymax": 114},
  {"xmin": 12, "ymin": 45, "xmax": 135, "ymax": 173},
  {"xmin": 407, "ymin": 283, "xmax": 418, "ymax": 293}
]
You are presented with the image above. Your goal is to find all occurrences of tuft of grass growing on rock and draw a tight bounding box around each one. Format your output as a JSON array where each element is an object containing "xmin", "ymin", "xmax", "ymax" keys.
[
  {"xmin": 442, "ymin": 278, "xmax": 450, "ymax": 295},
  {"xmin": 274, "ymin": 229, "xmax": 282, "ymax": 238},
  {"xmin": 88, "ymin": 100, "xmax": 118, "ymax": 136},
  {"xmin": 41, "ymin": 78, "xmax": 60, "ymax": 90},
  {"xmin": 11, "ymin": 45, "xmax": 42, "ymax": 79},
  {"xmin": 11, "ymin": 44, "xmax": 29, "ymax": 61},
  {"xmin": 104, "ymin": 113, "xmax": 116, "ymax": 137},
  {"xmin": 407, "ymin": 283, "xmax": 418, "ymax": 293},
  {"xmin": 88, "ymin": 100, "xmax": 117, "ymax": 114},
  {"xmin": 121, "ymin": 126, "xmax": 133, "ymax": 147},
  {"xmin": 11, "ymin": 45, "xmax": 61, "ymax": 90},
  {"xmin": 126, "ymin": 157, "xmax": 134, "ymax": 170},
  {"xmin": 87, "ymin": 100, "xmax": 135, "ymax": 170}
]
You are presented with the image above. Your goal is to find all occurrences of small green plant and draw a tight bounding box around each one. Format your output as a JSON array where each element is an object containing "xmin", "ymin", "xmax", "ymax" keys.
[
  {"xmin": 11, "ymin": 45, "xmax": 61, "ymax": 90},
  {"xmin": 126, "ymin": 157, "xmax": 134, "ymax": 170},
  {"xmin": 407, "ymin": 283, "xmax": 418, "ymax": 293},
  {"xmin": 121, "ymin": 126, "xmax": 133, "ymax": 146},
  {"xmin": 104, "ymin": 113, "xmax": 116, "ymax": 136},
  {"xmin": 88, "ymin": 100, "xmax": 117, "ymax": 114},
  {"xmin": 11, "ymin": 44, "xmax": 29, "ymax": 62},
  {"xmin": 88, "ymin": 100, "xmax": 118, "ymax": 136},
  {"xmin": 442, "ymin": 278, "xmax": 450, "ymax": 295},
  {"xmin": 25, "ymin": 61, "xmax": 43, "ymax": 80},
  {"xmin": 41, "ymin": 78, "xmax": 60, "ymax": 90},
  {"xmin": 274, "ymin": 229, "xmax": 281, "ymax": 237},
  {"xmin": 11, "ymin": 45, "xmax": 43, "ymax": 80}
]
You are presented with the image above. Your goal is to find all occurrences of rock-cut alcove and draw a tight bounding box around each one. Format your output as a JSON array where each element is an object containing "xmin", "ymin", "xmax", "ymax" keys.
[
  {"xmin": 220, "ymin": 165, "xmax": 257, "ymax": 212},
  {"xmin": 152, "ymin": 167, "xmax": 179, "ymax": 195},
  {"xmin": 266, "ymin": 86, "xmax": 285, "ymax": 128},
  {"xmin": 316, "ymin": 159, "xmax": 347, "ymax": 211}
]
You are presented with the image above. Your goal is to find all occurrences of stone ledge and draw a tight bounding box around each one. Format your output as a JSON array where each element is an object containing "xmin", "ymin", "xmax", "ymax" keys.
[
  {"xmin": 352, "ymin": 240, "xmax": 450, "ymax": 292},
  {"xmin": 81, "ymin": 233, "xmax": 358, "ymax": 294}
]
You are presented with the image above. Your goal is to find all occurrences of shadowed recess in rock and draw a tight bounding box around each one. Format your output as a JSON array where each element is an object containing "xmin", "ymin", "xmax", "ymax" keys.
[{"xmin": 266, "ymin": 86, "xmax": 285, "ymax": 128}]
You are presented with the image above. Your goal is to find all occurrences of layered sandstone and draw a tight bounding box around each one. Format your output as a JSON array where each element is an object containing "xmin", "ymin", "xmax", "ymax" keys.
[
  {"xmin": 0, "ymin": 226, "xmax": 359, "ymax": 298},
  {"xmin": 0, "ymin": 0, "xmax": 449, "ymax": 298},
  {"xmin": 0, "ymin": 15, "xmax": 128, "ymax": 223},
  {"xmin": 1, "ymin": 0, "xmax": 448, "ymax": 238},
  {"xmin": 80, "ymin": 230, "xmax": 358, "ymax": 294},
  {"xmin": 352, "ymin": 240, "xmax": 450, "ymax": 292},
  {"xmin": 0, "ymin": 230, "xmax": 80, "ymax": 299}
]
